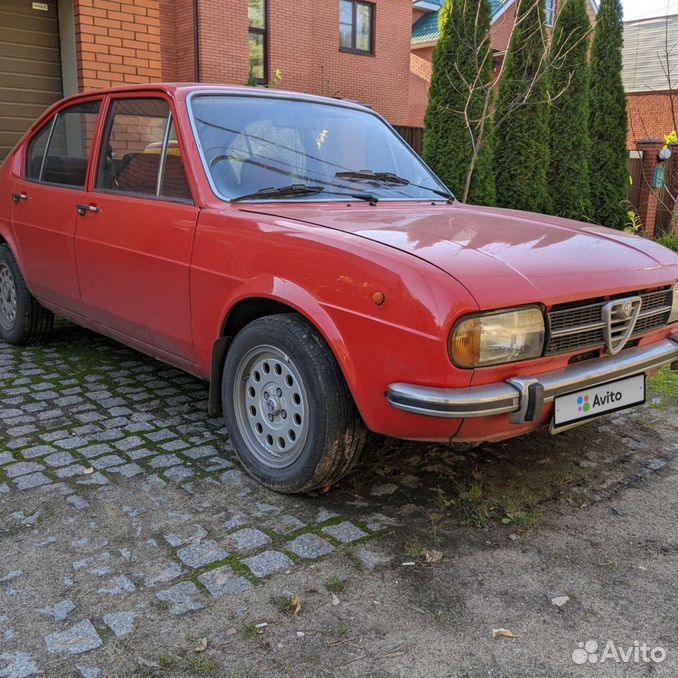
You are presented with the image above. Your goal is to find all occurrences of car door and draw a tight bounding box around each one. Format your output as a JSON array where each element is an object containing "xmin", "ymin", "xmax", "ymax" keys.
[
  {"xmin": 11, "ymin": 99, "xmax": 102, "ymax": 314},
  {"xmin": 74, "ymin": 94, "xmax": 199, "ymax": 359}
]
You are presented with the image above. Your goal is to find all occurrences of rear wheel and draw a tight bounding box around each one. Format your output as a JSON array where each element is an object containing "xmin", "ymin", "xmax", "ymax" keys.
[
  {"xmin": 222, "ymin": 314, "xmax": 366, "ymax": 493},
  {"xmin": 0, "ymin": 244, "xmax": 53, "ymax": 346}
]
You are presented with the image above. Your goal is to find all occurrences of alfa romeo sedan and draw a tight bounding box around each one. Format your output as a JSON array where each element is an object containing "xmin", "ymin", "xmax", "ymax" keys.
[{"xmin": 1, "ymin": 84, "xmax": 677, "ymax": 493}]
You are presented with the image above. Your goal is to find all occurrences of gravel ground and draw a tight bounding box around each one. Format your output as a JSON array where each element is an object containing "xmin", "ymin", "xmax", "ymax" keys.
[{"xmin": 1, "ymin": 322, "xmax": 676, "ymax": 677}]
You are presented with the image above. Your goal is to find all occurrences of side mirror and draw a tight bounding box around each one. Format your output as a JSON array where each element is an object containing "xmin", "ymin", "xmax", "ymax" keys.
[{"xmin": 658, "ymin": 148, "xmax": 672, "ymax": 162}]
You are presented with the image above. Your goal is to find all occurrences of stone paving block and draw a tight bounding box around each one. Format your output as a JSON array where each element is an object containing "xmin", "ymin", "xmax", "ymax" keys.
[
  {"xmin": 176, "ymin": 540, "xmax": 229, "ymax": 568},
  {"xmin": 0, "ymin": 652, "xmax": 40, "ymax": 677},
  {"xmin": 286, "ymin": 534, "xmax": 335, "ymax": 559},
  {"xmin": 45, "ymin": 620, "xmax": 102, "ymax": 655},
  {"xmin": 163, "ymin": 466, "xmax": 194, "ymax": 483},
  {"xmin": 21, "ymin": 445, "xmax": 55, "ymax": 459},
  {"xmin": 75, "ymin": 664, "xmax": 101, "ymax": 678},
  {"xmin": 55, "ymin": 465, "xmax": 88, "ymax": 479},
  {"xmin": 38, "ymin": 598, "xmax": 76, "ymax": 622},
  {"xmin": 67, "ymin": 495, "xmax": 90, "ymax": 510},
  {"xmin": 241, "ymin": 550, "xmax": 293, "ymax": 578},
  {"xmin": 183, "ymin": 445, "xmax": 218, "ymax": 460},
  {"xmin": 143, "ymin": 562, "xmax": 183, "ymax": 588},
  {"xmin": 43, "ymin": 451, "xmax": 75, "ymax": 467},
  {"xmin": 322, "ymin": 521, "xmax": 368, "ymax": 544},
  {"xmin": 76, "ymin": 472, "xmax": 109, "ymax": 487},
  {"xmin": 148, "ymin": 454, "xmax": 182, "ymax": 469},
  {"xmin": 198, "ymin": 566, "xmax": 252, "ymax": 597},
  {"xmin": 0, "ymin": 452, "xmax": 14, "ymax": 465},
  {"xmin": 163, "ymin": 525, "xmax": 207, "ymax": 548},
  {"xmin": 103, "ymin": 611, "xmax": 137, "ymax": 637},
  {"xmin": 5, "ymin": 461, "xmax": 44, "ymax": 478},
  {"xmin": 90, "ymin": 455, "xmax": 125, "ymax": 470},
  {"xmin": 125, "ymin": 448, "xmax": 155, "ymax": 460},
  {"xmin": 160, "ymin": 439, "xmax": 189, "ymax": 452},
  {"xmin": 267, "ymin": 514, "xmax": 306, "ymax": 535},
  {"xmin": 112, "ymin": 436, "xmax": 144, "ymax": 451},
  {"xmin": 79, "ymin": 444, "xmax": 113, "ymax": 459},
  {"xmin": 97, "ymin": 575, "xmax": 136, "ymax": 595},
  {"xmin": 54, "ymin": 436, "xmax": 88, "ymax": 450},
  {"xmin": 226, "ymin": 528, "xmax": 272, "ymax": 552},
  {"xmin": 155, "ymin": 582, "xmax": 206, "ymax": 615},
  {"xmin": 106, "ymin": 463, "xmax": 143, "ymax": 478},
  {"xmin": 15, "ymin": 473, "xmax": 52, "ymax": 491}
]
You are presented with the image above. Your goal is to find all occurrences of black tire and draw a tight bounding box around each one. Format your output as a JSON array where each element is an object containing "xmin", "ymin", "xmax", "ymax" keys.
[
  {"xmin": 0, "ymin": 244, "xmax": 54, "ymax": 346},
  {"xmin": 222, "ymin": 313, "xmax": 366, "ymax": 494}
]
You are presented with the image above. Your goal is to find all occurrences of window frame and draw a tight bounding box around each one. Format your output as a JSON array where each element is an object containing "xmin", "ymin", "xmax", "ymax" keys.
[
  {"xmin": 339, "ymin": 0, "xmax": 375, "ymax": 56},
  {"xmin": 248, "ymin": 0, "xmax": 268, "ymax": 85},
  {"xmin": 545, "ymin": 0, "xmax": 556, "ymax": 27},
  {"xmin": 23, "ymin": 96, "xmax": 104, "ymax": 191},
  {"xmin": 93, "ymin": 94, "xmax": 194, "ymax": 206}
]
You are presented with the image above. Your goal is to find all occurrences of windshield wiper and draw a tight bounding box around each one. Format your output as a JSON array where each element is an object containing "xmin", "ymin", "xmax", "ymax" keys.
[
  {"xmin": 231, "ymin": 184, "xmax": 325, "ymax": 202},
  {"xmin": 335, "ymin": 170, "xmax": 454, "ymax": 201}
]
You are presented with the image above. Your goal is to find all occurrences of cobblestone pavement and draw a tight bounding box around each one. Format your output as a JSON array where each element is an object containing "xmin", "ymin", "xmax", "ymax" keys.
[{"xmin": 1, "ymin": 322, "xmax": 677, "ymax": 677}]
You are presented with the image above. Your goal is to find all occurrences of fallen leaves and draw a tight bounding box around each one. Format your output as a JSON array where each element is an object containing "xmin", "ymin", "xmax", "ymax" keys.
[
  {"xmin": 291, "ymin": 595, "xmax": 302, "ymax": 616},
  {"xmin": 193, "ymin": 637, "xmax": 208, "ymax": 653},
  {"xmin": 423, "ymin": 549, "xmax": 443, "ymax": 564},
  {"xmin": 492, "ymin": 628, "xmax": 515, "ymax": 640}
]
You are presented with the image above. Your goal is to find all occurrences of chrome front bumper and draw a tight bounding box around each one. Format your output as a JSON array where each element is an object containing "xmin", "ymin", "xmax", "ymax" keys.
[{"xmin": 387, "ymin": 335, "xmax": 678, "ymax": 424}]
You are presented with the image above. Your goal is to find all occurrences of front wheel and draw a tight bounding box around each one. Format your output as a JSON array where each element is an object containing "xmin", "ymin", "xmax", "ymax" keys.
[
  {"xmin": 222, "ymin": 314, "xmax": 366, "ymax": 494},
  {"xmin": 0, "ymin": 244, "xmax": 53, "ymax": 346}
]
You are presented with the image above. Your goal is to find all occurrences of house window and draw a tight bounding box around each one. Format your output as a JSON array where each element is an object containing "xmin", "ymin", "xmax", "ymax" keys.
[
  {"xmin": 248, "ymin": 0, "xmax": 267, "ymax": 84},
  {"xmin": 339, "ymin": 0, "xmax": 374, "ymax": 54},
  {"xmin": 545, "ymin": 0, "xmax": 556, "ymax": 26}
]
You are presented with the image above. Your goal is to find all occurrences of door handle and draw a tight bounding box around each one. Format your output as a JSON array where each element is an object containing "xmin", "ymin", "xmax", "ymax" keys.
[
  {"xmin": 11, "ymin": 192, "xmax": 28, "ymax": 203},
  {"xmin": 76, "ymin": 204, "xmax": 100, "ymax": 216}
]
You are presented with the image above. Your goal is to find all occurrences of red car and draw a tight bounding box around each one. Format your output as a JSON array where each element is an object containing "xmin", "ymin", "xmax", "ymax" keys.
[{"xmin": 1, "ymin": 84, "xmax": 677, "ymax": 493}]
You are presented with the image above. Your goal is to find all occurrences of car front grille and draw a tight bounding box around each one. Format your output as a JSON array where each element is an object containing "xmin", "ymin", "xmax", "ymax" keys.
[{"xmin": 545, "ymin": 287, "xmax": 673, "ymax": 355}]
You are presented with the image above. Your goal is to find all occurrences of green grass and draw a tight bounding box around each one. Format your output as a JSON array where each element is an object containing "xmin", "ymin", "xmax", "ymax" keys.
[
  {"xmin": 325, "ymin": 576, "xmax": 346, "ymax": 593},
  {"xmin": 647, "ymin": 367, "xmax": 678, "ymax": 410}
]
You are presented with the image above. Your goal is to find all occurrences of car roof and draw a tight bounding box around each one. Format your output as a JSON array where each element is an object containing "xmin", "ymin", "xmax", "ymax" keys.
[{"xmin": 55, "ymin": 83, "xmax": 373, "ymax": 113}]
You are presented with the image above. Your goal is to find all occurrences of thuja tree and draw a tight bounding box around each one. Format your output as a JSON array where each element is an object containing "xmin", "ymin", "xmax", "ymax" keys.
[
  {"xmin": 493, "ymin": 0, "xmax": 551, "ymax": 213},
  {"xmin": 422, "ymin": 0, "xmax": 496, "ymax": 204},
  {"xmin": 548, "ymin": 0, "xmax": 592, "ymax": 220},
  {"xmin": 589, "ymin": 0, "xmax": 628, "ymax": 229}
]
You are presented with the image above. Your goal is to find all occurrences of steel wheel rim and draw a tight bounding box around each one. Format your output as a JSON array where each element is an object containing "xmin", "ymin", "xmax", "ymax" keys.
[
  {"xmin": 233, "ymin": 344, "xmax": 310, "ymax": 469},
  {"xmin": 0, "ymin": 263, "xmax": 17, "ymax": 332}
]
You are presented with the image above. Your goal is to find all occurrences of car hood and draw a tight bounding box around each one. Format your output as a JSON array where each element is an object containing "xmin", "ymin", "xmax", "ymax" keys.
[{"xmin": 237, "ymin": 201, "xmax": 677, "ymax": 308}]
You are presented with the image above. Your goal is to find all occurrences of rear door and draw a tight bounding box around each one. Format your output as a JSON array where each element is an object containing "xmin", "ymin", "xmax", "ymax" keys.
[
  {"xmin": 74, "ymin": 94, "xmax": 199, "ymax": 359},
  {"xmin": 12, "ymin": 99, "xmax": 102, "ymax": 313}
]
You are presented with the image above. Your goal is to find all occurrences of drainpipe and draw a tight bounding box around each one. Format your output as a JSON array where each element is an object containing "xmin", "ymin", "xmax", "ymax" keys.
[{"xmin": 193, "ymin": 0, "xmax": 201, "ymax": 81}]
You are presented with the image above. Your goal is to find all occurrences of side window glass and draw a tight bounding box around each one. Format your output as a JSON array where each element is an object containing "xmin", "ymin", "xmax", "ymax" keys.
[
  {"xmin": 97, "ymin": 98, "xmax": 168, "ymax": 197},
  {"xmin": 26, "ymin": 120, "xmax": 52, "ymax": 180},
  {"xmin": 159, "ymin": 120, "xmax": 192, "ymax": 201},
  {"xmin": 42, "ymin": 101, "xmax": 101, "ymax": 188}
]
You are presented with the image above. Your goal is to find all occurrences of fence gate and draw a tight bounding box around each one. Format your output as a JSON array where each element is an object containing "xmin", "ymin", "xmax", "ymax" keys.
[
  {"xmin": 627, "ymin": 151, "xmax": 642, "ymax": 213},
  {"xmin": 655, "ymin": 150, "xmax": 676, "ymax": 236}
]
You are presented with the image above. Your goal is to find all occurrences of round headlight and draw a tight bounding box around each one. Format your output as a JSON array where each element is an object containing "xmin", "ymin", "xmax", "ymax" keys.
[{"xmin": 450, "ymin": 307, "xmax": 545, "ymax": 367}]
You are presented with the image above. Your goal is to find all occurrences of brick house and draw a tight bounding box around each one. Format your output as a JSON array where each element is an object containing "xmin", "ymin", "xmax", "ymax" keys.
[
  {"xmin": 0, "ymin": 0, "xmax": 419, "ymax": 159},
  {"xmin": 623, "ymin": 14, "xmax": 678, "ymax": 149}
]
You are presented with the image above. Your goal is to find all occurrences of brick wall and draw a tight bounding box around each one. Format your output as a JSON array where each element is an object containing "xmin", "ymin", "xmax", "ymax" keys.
[
  {"xmin": 73, "ymin": 0, "xmax": 162, "ymax": 90},
  {"xmin": 627, "ymin": 91, "xmax": 678, "ymax": 149}
]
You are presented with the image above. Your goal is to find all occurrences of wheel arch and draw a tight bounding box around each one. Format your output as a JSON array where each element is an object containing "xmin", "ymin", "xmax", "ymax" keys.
[{"xmin": 208, "ymin": 290, "xmax": 359, "ymax": 419}]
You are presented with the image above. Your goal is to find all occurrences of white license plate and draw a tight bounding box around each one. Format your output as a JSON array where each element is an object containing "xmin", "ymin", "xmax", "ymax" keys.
[{"xmin": 553, "ymin": 374, "xmax": 646, "ymax": 428}]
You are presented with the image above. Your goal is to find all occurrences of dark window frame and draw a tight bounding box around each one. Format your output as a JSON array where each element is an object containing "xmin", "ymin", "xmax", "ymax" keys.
[
  {"xmin": 248, "ymin": 0, "xmax": 268, "ymax": 85},
  {"xmin": 339, "ymin": 0, "xmax": 375, "ymax": 56},
  {"xmin": 94, "ymin": 96, "xmax": 194, "ymax": 205},
  {"xmin": 24, "ymin": 99, "xmax": 103, "ymax": 191}
]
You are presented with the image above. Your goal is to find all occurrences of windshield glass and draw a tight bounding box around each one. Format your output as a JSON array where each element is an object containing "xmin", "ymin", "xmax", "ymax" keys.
[{"xmin": 189, "ymin": 94, "xmax": 450, "ymax": 201}]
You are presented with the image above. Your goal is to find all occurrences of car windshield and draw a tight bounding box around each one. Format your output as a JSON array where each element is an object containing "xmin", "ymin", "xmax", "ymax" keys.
[{"xmin": 189, "ymin": 94, "xmax": 451, "ymax": 202}]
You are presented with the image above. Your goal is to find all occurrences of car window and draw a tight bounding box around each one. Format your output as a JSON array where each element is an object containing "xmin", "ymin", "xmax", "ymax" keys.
[
  {"xmin": 191, "ymin": 95, "xmax": 448, "ymax": 201},
  {"xmin": 28, "ymin": 101, "xmax": 101, "ymax": 188},
  {"xmin": 25, "ymin": 120, "xmax": 52, "ymax": 180},
  {"xmin": 97, "ymin": 98, "xmax": 192, "ymax": 202}
]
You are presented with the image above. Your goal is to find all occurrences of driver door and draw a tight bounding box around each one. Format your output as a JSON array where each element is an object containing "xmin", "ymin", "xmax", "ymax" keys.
[{"xmin": 74, "ymin": 95, "xmax": 199, "ymax": 359}]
